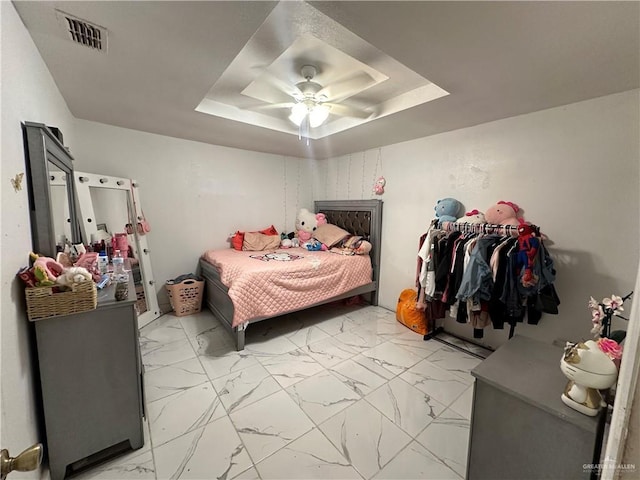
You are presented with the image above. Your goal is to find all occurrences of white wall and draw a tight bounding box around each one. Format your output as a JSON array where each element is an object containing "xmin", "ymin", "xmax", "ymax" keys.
[
  {"xmin": 0, "ymin": 2, "xmax": 78, "ymax": 475},
  {"xmin": 70, "ymin": 120, "xmax": 313, "ymax": 311},
  {"xmin": 316, "ymin": 90, "xmax": 640, "ymax": 349}
]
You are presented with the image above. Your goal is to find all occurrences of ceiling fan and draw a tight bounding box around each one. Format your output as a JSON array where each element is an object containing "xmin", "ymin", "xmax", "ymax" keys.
[{"xmin": 252, "ymin": 65, "xmax": 375, "ymax": 130}]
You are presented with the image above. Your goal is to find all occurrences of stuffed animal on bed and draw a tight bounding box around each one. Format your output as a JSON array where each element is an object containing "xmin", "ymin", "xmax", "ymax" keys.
[
  {"xmin": 316, "ymin": 212, "xmax": 327, "ymax": 226},
  {"xmin": 295, "ymin": 208, "xmax": 318, "ymax": 244}
]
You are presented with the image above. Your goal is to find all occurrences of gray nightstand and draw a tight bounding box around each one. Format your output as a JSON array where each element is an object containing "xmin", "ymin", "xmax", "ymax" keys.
[{"xmin": 467, "ymin": 335, "xmax": 606, "ymax": 480}]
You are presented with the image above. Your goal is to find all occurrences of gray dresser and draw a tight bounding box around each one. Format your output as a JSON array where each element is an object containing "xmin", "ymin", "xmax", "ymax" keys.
[
  {"xmin": 467, "ymin": 335, "xmax": 606, "ymax": 480},
  {"xmin": 31, "ymin": 280, "xmax": 145, "ymax": 480}
]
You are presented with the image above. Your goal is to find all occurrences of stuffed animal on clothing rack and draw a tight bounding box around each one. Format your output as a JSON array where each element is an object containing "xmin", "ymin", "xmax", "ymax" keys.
[
  {"xmin": 484, "ymin": 201, "xmax": 521, "ymax": 226},
  {"xmin": 434, "ymin": 198, "xmax": 462, "ymax": 225},
  {"xmin": 516, "ymin": 221, "xmax": 540, "ymax": 288},
  {"xmin": 456, "ymin": 209, "xmax": 486, "ymax": 224}
]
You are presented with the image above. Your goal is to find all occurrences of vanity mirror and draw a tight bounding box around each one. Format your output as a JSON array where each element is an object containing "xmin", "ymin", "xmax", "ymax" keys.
[
  {"xmin": 74, "ymin": 172, "xmax": 160, "ymax": 327},
  {"xmin": 23, "ymin": 122, "xmax": 80, "ymax": 257},
  {"xmin": 49, "ymin": 171, "xmax": 73, "ymax": 246}
]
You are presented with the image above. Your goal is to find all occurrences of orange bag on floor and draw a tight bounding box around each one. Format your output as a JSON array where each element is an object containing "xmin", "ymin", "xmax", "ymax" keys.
[{"xmin": 396, "ymin": 289, "xmax": 428, "ymax": 335}]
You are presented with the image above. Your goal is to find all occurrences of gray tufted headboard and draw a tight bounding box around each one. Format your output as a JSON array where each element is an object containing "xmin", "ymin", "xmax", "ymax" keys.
[{"xmin": 315, "ymin": 200, "xmax": 383, "ymax": 284}]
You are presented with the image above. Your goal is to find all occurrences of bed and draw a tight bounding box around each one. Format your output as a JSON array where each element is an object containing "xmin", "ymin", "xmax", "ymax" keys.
[{"xmin": 198, "ymin": 199, "xmax": 383, "ymax": 350}]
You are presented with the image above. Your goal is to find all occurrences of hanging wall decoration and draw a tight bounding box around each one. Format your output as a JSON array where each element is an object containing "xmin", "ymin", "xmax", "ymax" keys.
[{"xmin": 374, "ymin": 176, "xmax": 386, "ymax": 195}]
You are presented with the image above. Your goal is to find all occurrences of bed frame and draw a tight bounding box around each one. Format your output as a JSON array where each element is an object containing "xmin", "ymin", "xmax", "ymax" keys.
[{"xmin": 198, "ymin": 199, "xmax": 383, "ymax": 350}]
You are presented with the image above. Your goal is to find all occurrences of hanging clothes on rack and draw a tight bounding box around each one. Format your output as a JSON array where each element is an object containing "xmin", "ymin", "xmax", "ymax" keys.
[{"xmin": 416, "ymin": 220, "xmax": 560, "ymax": 345}]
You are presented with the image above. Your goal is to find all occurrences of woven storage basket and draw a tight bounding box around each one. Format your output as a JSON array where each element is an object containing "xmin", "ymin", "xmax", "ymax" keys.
[
  {"xmin": 25, "ymin": 281, "xmax": 97, "ymax": 321},
  {"xmin": 166, "ymin": 279, "xmax": 204, "ymax": 317}
]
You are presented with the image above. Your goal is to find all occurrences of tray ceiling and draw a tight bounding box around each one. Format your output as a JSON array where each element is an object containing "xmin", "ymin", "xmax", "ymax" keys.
[{"xmin": 12, "ymin": 1, "xmax": 640, "ymax": 159}]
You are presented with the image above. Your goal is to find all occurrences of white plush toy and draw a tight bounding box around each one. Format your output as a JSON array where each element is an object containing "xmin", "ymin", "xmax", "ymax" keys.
[
  {"xmin": 55, "ymin": 266, "xmax": 93, "ymax": 287},
  {"xmin": 296, "ymin": 208, "xmax": 319, "ymax": 244},
  {"xmin": 456, "ymin": 209, "xmax": 486, "ymax": 224}
]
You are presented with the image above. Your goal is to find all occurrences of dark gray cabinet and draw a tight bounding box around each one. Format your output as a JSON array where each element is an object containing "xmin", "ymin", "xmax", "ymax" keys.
[
  {"xmin": 31, "ymin": 281, "xmax": 144, "ymax": 480},
  {"xmin": 467, "ymin": 335, "xmax": 605, "ymax": 480}
]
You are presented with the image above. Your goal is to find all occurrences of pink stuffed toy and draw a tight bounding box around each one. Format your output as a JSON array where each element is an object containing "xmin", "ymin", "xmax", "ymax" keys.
[
  {"xmin": 485, "ymin": 201, "xmax": 521, "ymax": 226},
  {"xmin": 316, "ymin": 213, "xmax": 327, "ymax": 226},
  {"xmin": 30, "ymin": 252, "xmax": 64, "ymax": 282},
  {"xmin": 373, "ymin": 176, "xmax": 386, "ymax": 195}
]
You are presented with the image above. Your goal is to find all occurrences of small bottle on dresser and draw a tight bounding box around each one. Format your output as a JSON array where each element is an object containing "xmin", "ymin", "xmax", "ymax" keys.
[{"xmin": 112, "ymin": 250, "xmax": 129, "ymax": 301}]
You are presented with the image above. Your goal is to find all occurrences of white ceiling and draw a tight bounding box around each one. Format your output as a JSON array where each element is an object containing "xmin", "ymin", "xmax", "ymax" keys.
[{"xmin": 13, "ymin": 1, "xmax": 640, "ymax": 160}]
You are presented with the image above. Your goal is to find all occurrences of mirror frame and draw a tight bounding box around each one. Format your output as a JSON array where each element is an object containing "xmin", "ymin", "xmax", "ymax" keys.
[
  {"xmin": 73, "ymin": 171, "xmax": 160, "ymax": 327},
  {"xmin": 23, "ymin": 122, "xmax": 80, "ymax": 258}
]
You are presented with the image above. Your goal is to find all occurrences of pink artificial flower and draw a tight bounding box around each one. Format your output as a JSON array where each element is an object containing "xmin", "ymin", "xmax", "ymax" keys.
[
  {"xmin": 604, "ymin": 295, "xmax": 625, "ymax": 315},
  {"xmin": 591, "ymin": 306, "xmax": 605, "ymax": 322},
  {"xmin": 597, "ymin": 337, "xmax": 623, "ymax": 360},
  {"xmin": 588, "ymin": 296, "xmax": 599, "ymax": 309},
  {"xmin": 590, "ymin": 322, "xmax": 603, "ymax": 336}
]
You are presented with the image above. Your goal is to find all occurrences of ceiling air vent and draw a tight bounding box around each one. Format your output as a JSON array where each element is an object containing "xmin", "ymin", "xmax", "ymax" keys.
[{"xmin": 55, "ymin": 10, "xmax": 107, "ymax": 53}]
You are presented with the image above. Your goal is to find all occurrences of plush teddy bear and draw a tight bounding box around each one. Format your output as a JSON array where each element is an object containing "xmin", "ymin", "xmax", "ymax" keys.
[
  {"xmin": 434, "ymin": 198, "xmax": 462, "ymax": 225},
  {"xmin": 456, "ymin": 209, "xmax": 486, "ymax": 224},
  {"xmin": 485, "ymin": 201, "xmax": 521, "ymax": 226}
]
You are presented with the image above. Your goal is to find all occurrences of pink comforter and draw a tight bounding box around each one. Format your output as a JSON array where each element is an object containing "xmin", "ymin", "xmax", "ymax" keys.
[{"xmin": 201, "ymin": 247, "xmax": 373, "ymax": 327}]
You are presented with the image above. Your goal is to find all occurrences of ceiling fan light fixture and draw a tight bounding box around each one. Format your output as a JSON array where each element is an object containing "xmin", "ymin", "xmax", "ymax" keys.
[
  {"xmin": 289, "ymin": 100, "xmax": 330, "ymax": 128},
  {"xmin": 289, "ymin": 102, "xmax": 308, "ymax": 126},
  {"xmin": 309, "ymin": 104, "xmax": 330, "ymax": 128}
]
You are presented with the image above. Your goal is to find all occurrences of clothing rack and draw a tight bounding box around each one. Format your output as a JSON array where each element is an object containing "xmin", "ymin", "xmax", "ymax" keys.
[
  {"xmin": 440, "ymin": 220, "xmax": 541, "ymax": 236},
  {"xmin": 422, "ymin": 219, "xmax": 543, "ymax": 358}
]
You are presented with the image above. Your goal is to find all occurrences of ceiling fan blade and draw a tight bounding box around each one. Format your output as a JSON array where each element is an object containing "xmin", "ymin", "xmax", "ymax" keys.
[
  {"xmin": 249, "ymin": 67, "xmax": 301, "ymax": 99},
  {"xmin": 317, "ymin": 72, "xmax": 377, "ymax": 102},
  {"xmin": 248, "ymin": 102, "xmax": 296, "ymax": 111},
  {"xmin": 325, "ymin": 103, "xmax": 372, "ymax": 119}
]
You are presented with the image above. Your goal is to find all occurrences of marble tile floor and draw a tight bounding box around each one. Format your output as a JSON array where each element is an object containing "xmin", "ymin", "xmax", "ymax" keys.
[{"xmin": 74, "ymin": 304, "xmax": 484, "ymax": 480}]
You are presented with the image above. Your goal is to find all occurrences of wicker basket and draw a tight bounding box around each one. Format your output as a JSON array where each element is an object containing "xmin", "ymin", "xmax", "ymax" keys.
[
  {"xmin": 25, "ymin": 281, "xmax": 97, "ymax": 321},
  {"xmin": 166, "ymin": 279, "xmax": 204, "ymax": 317}
]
